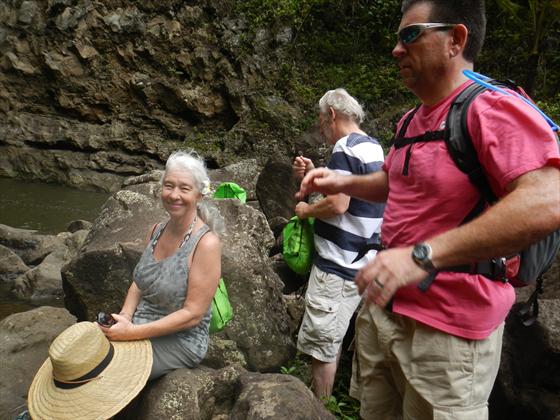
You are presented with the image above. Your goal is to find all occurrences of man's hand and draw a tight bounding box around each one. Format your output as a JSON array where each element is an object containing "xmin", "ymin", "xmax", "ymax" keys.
[
  {"xmin": 355, "ymin": 247, "xmax": 429, "ymax": 307},
  {"xmin": 293, "ymin": 156, "xmax": 314, "ymax": 179},
  {"xmin": 296, "ymin": 167, "xmax": 344, "ymax": 200},
  {"xmin": 295, "ymin": 201, "xmax": 310, "ymax": 219}
]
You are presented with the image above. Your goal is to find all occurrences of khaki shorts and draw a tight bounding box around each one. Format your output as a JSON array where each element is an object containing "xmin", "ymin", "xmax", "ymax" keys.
[
  {"xmin": 350, "ymin": 304, "xmax": 504, "ymax": 420},
  {"xmin": 297, "ymin": 265, "xmax": 362, "ymax": 363}
]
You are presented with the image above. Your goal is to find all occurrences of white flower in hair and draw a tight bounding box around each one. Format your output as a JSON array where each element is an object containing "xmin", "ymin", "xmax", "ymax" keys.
[{"xmin": 201, "ymin": 180, "xmax": 211, "ymax": 196}]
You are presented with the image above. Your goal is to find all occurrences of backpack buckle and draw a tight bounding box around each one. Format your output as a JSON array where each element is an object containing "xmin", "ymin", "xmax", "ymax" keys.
[{"xmin": 490, "ymin": 257, "xmax": 507, "ymax": 282}]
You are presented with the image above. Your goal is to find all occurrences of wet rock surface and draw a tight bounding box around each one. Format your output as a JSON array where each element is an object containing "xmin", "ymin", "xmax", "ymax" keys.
[{"xmin": 0, "ymin": 0, "xmax": 304, "ymax": 192}]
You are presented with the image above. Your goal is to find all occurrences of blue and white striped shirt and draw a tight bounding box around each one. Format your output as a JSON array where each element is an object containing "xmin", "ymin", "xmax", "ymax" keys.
[{"xmin": 314, "ymin": 133, "xmax": 385, "ymax": 281}]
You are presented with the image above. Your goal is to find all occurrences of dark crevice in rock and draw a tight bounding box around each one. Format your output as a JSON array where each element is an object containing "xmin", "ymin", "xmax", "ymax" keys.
[
  {"xmin": 151, "ymin": 82, "xmax": 202, "ymax": 125},
  {"xmin": 218, "ymin": 90, "xmax": 241, "ymax": 131},
  {"xmin": 61, "ymin": 274, "xmax": 87, "ymax": 322},
  {"xmin": 90, "ymin": 167, "xmax": 142, "ymax": 177},
  {"xmin": 23, "ymin": 139, "xmax": 99, "ymax": 153},
  {"xmin": 205, "ymin": 155, "xmax": 220, "ymax": 170}
]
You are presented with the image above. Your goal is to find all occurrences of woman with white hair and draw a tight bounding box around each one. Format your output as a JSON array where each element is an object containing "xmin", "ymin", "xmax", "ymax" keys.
[{"xmin": 99, "ymin": 150, "xmax": 224, "ymax": 380}]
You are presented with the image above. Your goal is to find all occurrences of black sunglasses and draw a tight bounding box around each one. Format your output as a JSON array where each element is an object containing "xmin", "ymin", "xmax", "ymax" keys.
[{"xmin": 397, "ymin": 23, "xmax": 456, "ymax": 45}]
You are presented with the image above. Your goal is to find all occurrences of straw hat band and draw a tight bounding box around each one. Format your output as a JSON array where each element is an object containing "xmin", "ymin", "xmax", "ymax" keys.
[
  {"xmin": 53, "ymin": 343, "xmax": 115, "ymax": 389},
  {"xmin": 49, "ymin": 321, "xmax": 111, "ymax": 381}
]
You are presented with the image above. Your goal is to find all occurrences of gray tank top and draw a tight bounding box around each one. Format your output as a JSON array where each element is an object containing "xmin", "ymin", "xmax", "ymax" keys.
[{"xmin": 132, "ymin": 222, "xmax": 212, "ymax": 361}]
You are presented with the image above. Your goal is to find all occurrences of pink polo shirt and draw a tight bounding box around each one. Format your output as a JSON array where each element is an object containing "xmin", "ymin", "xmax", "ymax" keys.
[{"xmin": 382, "ymin": 81, "xmax": 560, "ymax": 340}]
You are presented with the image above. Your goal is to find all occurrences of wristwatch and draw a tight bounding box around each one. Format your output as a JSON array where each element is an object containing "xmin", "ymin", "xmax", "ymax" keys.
[{"xmin": 412, "ymin": 243, "xmax": 436, "ymax": 272}]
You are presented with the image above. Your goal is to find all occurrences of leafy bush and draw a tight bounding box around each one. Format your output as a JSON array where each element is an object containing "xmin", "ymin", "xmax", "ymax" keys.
[
  {"xmin": 537, "ymin": 94, "xmax": 560, "ymax": 127},
  {"xmin": 236, "ymin": 0, "xmax": 560, "ymax": 152},
  {"xmin": 322, "ymin": 395, "xmax": 360, "ymax": 420},
  {"xmin": 237, "ymin": 0, "xmax": 328, "ymax": 30},
  {"xmin": 280, "ymin": 349, "xmax": 361, "ymax": 419}
]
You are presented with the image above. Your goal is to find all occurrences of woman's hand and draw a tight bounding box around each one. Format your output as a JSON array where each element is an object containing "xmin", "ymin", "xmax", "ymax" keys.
[
  {"xmin": 118, "ymin": 311, "xmax": 133, "ymax": 322},
  {"xmin": 98, "ymin": 313, "xmax": 136, "ymax": 341}
]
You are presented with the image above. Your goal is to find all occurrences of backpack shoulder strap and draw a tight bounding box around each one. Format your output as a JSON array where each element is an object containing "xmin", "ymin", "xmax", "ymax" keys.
[
  {"xmin": 393, "ymin": 105, "xmax": 447, "ymax": 149},
  {"xmin": 394, "ymin": 105, "xmax": 420, "ymax": 141},
  {"xmin": 445, "ymin": 81, "xmax": 501, "ymax": 204},
  {"xmin": 393, "ymin": 105, "xmax": 447, "ymax": 175}
]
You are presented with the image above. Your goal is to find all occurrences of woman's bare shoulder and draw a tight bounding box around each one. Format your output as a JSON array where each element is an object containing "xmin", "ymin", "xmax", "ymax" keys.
[{"xmin": 197, "ymin": 230, "xmax": 221, "ymax": 251}]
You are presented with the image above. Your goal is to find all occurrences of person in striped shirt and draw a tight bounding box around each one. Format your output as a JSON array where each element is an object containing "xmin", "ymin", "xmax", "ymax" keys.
[{"xmin": 292, "ymin": 88, "xmax": 385, "ymax": 398}]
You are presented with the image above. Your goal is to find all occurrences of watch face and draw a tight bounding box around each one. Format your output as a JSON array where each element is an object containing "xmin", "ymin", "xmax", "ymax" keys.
[
  {"xmin": 412, "ymin": 243, "xmax": 434, "ymax": 271},
  {"xmin": 414, "ymin": 244, "xmax": 428, "ymax": 260}
]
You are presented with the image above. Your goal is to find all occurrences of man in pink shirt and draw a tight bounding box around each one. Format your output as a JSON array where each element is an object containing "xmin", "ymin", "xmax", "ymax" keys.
[{"xmin": 297, "ymin": 0, "xmax": 560, "ymax": 418}]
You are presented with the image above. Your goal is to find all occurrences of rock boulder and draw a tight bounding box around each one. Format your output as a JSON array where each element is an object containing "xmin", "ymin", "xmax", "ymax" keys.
[
  {"xmin": 116, "ymin": 366, "xmax": 334, "ymax": 420},
  {"xmin": 0, "ymin": 307, "xmax": 76, "ymax": 420}
]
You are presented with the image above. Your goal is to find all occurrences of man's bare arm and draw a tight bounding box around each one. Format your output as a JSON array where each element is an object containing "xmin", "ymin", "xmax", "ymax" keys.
[
  {"xmin": 429, "ymin": 166, "xmax": 560, "ymax": 268},
  {"xmin": 295, "ymin": 193, "xmax": 351, "ymax": 220},
  {"xmin": 357, "ymin": 166, "xmax": 560, "ymax": 308},
  {"xmin": 297, "ymin": 168, "xmax": 389, "ymax": 203}
]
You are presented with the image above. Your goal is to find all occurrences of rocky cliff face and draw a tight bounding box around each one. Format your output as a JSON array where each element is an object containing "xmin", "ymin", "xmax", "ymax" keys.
[{"xmin": 0, "ymin": 0, "xmax": 305, "ymax": 191}]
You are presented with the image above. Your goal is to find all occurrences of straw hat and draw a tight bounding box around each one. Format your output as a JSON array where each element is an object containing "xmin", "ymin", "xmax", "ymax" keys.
[{"xmin": 28, "ymin": 321, "xmax": 152, "ymax": 420}]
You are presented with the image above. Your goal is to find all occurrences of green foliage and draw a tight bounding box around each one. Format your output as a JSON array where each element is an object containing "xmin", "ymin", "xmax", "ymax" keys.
[
  {"xmin": 236, "ymin": 0, "xmax": 559, "ymax": 144},
  {"xmin": 238, "ymin": 0, "xmax": 328, "ymax": 30},
  {"xmin": 322, "ymin": 395, "xmax": 360, "ymax": 420},
  {"xmin": 280, "ymin": 365, "xmax": 297, "ymax": 375},
  {"xmin": 279, "ymin": 351, "xmax": 311, "ymax": 383},
  {"xmin": 261, "ymin": 0, "xmax": 405, "ymax": 140},
  {"xmin": 166, "ymin": 66, "xmax": 184, "ymax": 76},
  {"xmin": 238, "ymin": 0, "xmax": 558, "ymax": 138},
  {"xmin": 480, "ymin": 0, "xmax": 560, "ymax": 96},
  {"xmin": 537, "ymin": 94, "xmax": 560, "ymax": 125},
  {"xmin": 281, "ymin": 349, "xmax": 361, "ymax": 419}
]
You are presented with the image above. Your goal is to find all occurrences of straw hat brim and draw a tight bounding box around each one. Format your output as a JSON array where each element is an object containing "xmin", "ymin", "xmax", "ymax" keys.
[{"xmin": 28, "ymin": 339, "xmax": 152, "ymax": 420}]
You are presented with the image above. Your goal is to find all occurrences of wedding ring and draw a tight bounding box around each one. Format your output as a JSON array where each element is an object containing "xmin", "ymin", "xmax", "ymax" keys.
[{"xmin": 374, "ymin": 278, "xmax": 384, "ymax": 289}]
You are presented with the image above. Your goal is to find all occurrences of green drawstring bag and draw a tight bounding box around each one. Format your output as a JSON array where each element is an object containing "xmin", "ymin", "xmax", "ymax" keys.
[
  {"xmin": 282, "ymin": 216, "xmax": 315, "ymax": 275},
  {"xmin": 210, "ymin": 181, "xmax": 243, "ymax": 333},
  {"xmin": 209, "ymin": 277, "xmax": 233, "ymax": 333},
  {"xmin": 213, "ymin": 182, "xmax": 247, "ymax": 203}
]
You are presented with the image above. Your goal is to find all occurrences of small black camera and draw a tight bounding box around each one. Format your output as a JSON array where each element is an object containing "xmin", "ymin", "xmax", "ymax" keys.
[{"xmin": 96, "ymin": 312, "xmax": 116, "ymax": 327}]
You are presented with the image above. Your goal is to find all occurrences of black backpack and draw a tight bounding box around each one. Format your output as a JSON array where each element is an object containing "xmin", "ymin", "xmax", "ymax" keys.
[{"xmin": 394, "ymin": 78, "xmax": 560, "ymax": 326}]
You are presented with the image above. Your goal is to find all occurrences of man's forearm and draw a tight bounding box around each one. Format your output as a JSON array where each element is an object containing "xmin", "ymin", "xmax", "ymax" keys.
[
  {"xmin": 300, "ymin": 194, "xmax": 350, "ymax": 219},
  {"xmin": 340, "ymin": 171, "xmax": 389, "ymax": 203},
  {"xmin": 429, "ymin": 167, "xmax": 560, "ymax": 268}
]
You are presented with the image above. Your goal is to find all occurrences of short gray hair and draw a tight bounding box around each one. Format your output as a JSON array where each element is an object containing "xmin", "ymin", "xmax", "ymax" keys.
[{"xmin": 318, "ymin": 88, "xmax": 365, "ymax": 124}]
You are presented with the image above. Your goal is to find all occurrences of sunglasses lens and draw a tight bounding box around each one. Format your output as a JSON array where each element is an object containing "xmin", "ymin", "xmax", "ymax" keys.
[{"xmin": 400, "ymin": 25, "xmax": 422, "ymax": 44}]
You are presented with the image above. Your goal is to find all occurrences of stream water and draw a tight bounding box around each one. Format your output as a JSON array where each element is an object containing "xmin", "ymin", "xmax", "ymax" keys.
[
  {"xmin": 0, "ymin": 177, "xmax": 110, "ymax": 320},
  {"xmin": 0, "ymin": 177, "xmax": 109, "ymax": 234}
]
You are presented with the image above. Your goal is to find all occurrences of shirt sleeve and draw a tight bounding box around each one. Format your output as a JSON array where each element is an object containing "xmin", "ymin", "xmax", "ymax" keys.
[
  {"xmin": 329, "ymin": 135, "xmax": 384, "ymax": 175},
  {"xmin": 468, "ymin": 90, "xmax": 560, "ymax": 196}
]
